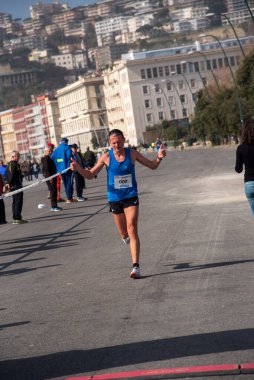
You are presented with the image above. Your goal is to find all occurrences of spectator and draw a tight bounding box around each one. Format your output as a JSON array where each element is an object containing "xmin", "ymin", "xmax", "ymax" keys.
[
  {"xmin": 83, "ymin": 146, "xmax": 97, "ymax": 178},
  {"xmin": 155, "ymin": 137, "xmax": 162, "ymax": 153},
  {"xmin": 41, "ymin": 146, "xmax": 62, "ymax": 212},
  {"xmin": 21, "ymin": 160, "xmax": 30, "ymax": 181},
  {"xmin": 48, "ymin": 143, "xmax": 64, "ymax": 202},
  {"xmin": 0, "ymin": 173, "xmax": 7, "ymax": 224},
  {"xmin": 6, "ymin": 151, "xmax": 28, "ymax": 224},
  {"xmin": 32, "ymin": 160, "xmax": 39, "ymax": 179},
  {"xmin": 51, "ymin": 137, "xmax": 77, "ymax": 203},
  {"xmin": 0, "ymin": 160, "xmax": 7, "ymax": 180},
  {"xmin": 71, "ymin": 144, "xmax": 87, "ymax": 202}
]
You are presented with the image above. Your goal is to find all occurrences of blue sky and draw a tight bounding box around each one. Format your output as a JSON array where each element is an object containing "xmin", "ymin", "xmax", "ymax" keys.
[{"xmin": 0, "ymin": 0, "xmax": 96, "ymax": 20}]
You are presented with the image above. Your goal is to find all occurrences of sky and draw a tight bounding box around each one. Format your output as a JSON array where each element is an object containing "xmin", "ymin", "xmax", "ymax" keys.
[{"xmin": 0, "ymin": 0, "xmax": 97, "ymax": 20}]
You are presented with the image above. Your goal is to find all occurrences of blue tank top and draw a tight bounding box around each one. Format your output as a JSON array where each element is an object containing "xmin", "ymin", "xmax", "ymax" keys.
[{"xmin": 107, "ymin": 148, "xmax": 138, "ymax": 202}]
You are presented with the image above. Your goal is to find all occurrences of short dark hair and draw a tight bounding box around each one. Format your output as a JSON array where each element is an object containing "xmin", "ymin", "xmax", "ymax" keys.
[{"xmin": 108, "ymin": 129, "xmax": 124, "ymax": 138}]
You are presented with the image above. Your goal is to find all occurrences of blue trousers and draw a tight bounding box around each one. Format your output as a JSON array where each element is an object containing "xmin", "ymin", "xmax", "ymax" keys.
[
  {"xmin": 244, "ymin": 181, "xmax": 254, "ymax": 217},
  {"xmin": 62, "ymin": 171, "xmax": 73, "ymax": 200}
]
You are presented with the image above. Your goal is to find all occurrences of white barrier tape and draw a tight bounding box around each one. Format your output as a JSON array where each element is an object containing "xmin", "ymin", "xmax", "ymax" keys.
[{"xmin": 0, "ymin": 167, "xmax": 71, "ymax": 200}]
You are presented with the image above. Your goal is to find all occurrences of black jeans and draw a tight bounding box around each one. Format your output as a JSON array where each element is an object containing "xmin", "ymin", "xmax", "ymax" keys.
[
  {"xmin": 74, "ymin": 172, "xmax": 85, "ymax": 198},
  {"xmin": 12, "ymin": 191, "xmax": 23, "ymax": 220},
  {"xmin": 0, "ymin": 199, "xmax": 6, "ymax": 222},
  {"xmin": 47, "ymin": 178, "xmax": 57, "ymax": 208}
]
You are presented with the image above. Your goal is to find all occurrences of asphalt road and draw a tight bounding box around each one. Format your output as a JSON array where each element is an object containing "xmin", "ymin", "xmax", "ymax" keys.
[{"xmin": 1, "ymin": 146, "xmax": 254, "ymax": 380}]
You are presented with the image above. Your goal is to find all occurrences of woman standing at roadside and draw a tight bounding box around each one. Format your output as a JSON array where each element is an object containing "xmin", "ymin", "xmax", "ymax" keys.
[{"xmin": 235, "ymin": 117, "xmax": 254, "ymax": 217}]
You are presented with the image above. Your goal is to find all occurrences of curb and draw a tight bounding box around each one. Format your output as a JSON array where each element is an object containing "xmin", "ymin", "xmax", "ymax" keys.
[{"xmin": 65, "ymin": 363, "xmax": 254, "ymax": 380}]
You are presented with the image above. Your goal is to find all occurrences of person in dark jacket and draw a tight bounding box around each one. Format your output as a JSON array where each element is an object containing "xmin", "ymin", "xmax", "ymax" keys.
[
  {"xmin": 71, "ymin": 144, "xmax": 87, "ymax": 202},
  {"xmin": 6, "ymin": 150, "xmax": 28, "ymax": 224},
  {"xmin": 0, "ymin": 174, "xmax": 7, "ymax": 224},
  {"xmin": 41, "ymin": 146, "xmax": 62, "ymax": 212},
  {"xmin": 235, "ymin": 117, "xmax": 254, "ymax": 217}
]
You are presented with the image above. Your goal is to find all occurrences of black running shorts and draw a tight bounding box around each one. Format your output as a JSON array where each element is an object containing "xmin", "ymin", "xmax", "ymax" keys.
[{"xmin": 109, "ymin": 196, "xmax": 139, "ymax": 214}]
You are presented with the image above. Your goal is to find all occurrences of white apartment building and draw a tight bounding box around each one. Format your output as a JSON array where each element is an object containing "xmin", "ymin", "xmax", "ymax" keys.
[
  {"xmin": 45, "ymin": 96, "xmax": 62, "ymax": 147},
  {"xmin": 95, "ymin": 16, "xmax": 129, "ymax": 47},
  {"xmin": 57, "ymin": 76, "xmax": 108, "ymax": 151},
  {"xmin": 103, "ymin": 37, "xmax": 254, "ymax": 146},
  {"xmin": 173, "ymin": 17, "xmax": 209, "ymax": 33},
  {"xmin": 51, "ymin": 52, "xmax": 87, "ymax": 70}
]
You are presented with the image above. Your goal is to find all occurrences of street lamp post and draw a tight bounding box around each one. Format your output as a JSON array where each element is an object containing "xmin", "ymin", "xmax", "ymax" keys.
[
  {"xmin": 243, "ymin": 0, "xmax": 254, "ymax": 25},
  {"xmin": 206, "ymin": 13, "xmax": 246, "ymax": 57},
  {"xmin": 200, "ymin": 34, "xmax": 244, "ymax": 126},
  {"xmin": 188, "ymin": 50, "xmax": 221, "ymax": 90}
]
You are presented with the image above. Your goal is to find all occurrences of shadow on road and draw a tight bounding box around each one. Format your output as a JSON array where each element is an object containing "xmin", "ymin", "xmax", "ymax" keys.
[{"xmin": 0, "ymin": 328, "xmax": 254, "ymax": 380}]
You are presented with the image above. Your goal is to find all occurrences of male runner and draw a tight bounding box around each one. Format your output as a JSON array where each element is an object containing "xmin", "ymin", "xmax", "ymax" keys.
[{"xmin": 70, "ymin": 129, "xmax": 166, "ymax": 279}]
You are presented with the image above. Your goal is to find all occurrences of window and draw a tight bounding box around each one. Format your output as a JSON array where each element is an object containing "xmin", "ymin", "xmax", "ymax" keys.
[
  {"xmin": 146, "ymin": 113, "xmax": 153, "ymax": 123},
  {"xmin": 156, "ymin": 98, "xmax": 163, "ymax": 107},
  {"xmin": 147, "ymin": 68, "xmax": 152, "ymax": 78},
  {"xmin": 168, "ymin": 96, "xmax": 174, "ymax": 105},
  {"xmin": 153, "ymin": 67, "xmax": 158, "ymax": 78},
  {"xmin": 178, "ymin": 80, "xmax": 184, "ymax": 90},
  {"xmin": 182, "ymin": 62, "xmax": 187, "ymax": 74},
  {"xmin": 236, "ymin": 55, "xmax": 241, "ymax": 65},
  {"xmin": 194, "ymin": 61, "xmax": 199, "ymax": 72},
  {"xmin": 212, "ymin": 59, "xmax": 217, "ymax": 69},
  {"xmin": 141, "ymin": 69, "xmax": 146, "ymax": 79},
  {"xmin": 230, "ymin": 56, "xmax": 235, "ymax": 66},
  {"xmin": 200, "ymin": 61, "xmax": 205, "ymax": 71},
  {"xmin": 158, "ymin": 67, "xmax": 163, "ymax": 77},
  {"xmin": 154, "ymin": 83, "xmax": 160, "ymax": 93},
  {"xmin": 206, "ymin": 60, "xmax": 211, "ymax": 70},
  {"xmin": 190, "ymin": 79, "xmax": 196, "ymax": 88},
  {"xmin": 170, "ymin": 65, "xmax": 175, "ymax": 74},
  {"xmin": 144, "ymin": 99, "xmax": 151, "ymax": 109},
  {"xmin": 202, "ymin": 77, "xmax": 207, "ymax": 85},
  {"xmin": 164, "ymin": 66, "xmax": 170, "ymax": 76},
  {"xmin": 218, "ymin": 58, "xmax": 223, "ymax": 68},
  {"xmin": 180, "ymin": 94, "xmax": 186, "ymax": 103},
  {"xmin": 170, "ymin": 110, "xmax": 176, "ymax": 119},
  {"xmin": 158, "ymin": 111, "xmax": 164, "ymax": 120},
  {"xmin": 166, "ymin": 81, "xmax": 172, "ymax": 91},
  {"xmin": 182, "ymin": 108, "xmax": 188, "ymax": 117},
  {"xmin": 176, "ymin": 64, "xmax": 181, "ymax": 74},
  {"xmin": 224, "ymin": 57, "xmax": 229, "ymax": 67},
  {"xmin": 188, "ymin": 62, "xmax": 194, "ymax": 73},
  {"xmin": 143, "ymin": 85, "xmax": 149, "ymax": 95}
]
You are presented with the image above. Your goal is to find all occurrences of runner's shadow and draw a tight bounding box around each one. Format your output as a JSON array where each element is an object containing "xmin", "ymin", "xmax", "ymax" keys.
[{"xmin": 0, "ymin": 321, "xmax": 30, "ymax": 331}]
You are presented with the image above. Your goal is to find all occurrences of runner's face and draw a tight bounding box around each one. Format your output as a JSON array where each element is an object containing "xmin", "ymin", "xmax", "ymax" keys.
[{"xmin": 109, "ymin": 134, "xmax": 125, "ymax": 152}]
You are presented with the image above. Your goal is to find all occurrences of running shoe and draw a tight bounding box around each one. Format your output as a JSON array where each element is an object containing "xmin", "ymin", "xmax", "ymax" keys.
[
  {"xmin": 76, "ymin": 197, "xmax": 87, "ymax": 202},
  {"xmin": 122, "ymin": 237, "xmax": 130, "ymax": 245},
  {"xmin": 130, "ymin": 266, "xmax": 141, "ymax": 279},
  {"xmin": 66, "ymin": 198, "xmax": 78, "ymax": 203},
  {"xmin": 13, "ymin": 219, "xmax": 28, "ymax": 224},
  {"xmin": 51, "ymin": 207, "xmax": 62, "ymax": 211}
]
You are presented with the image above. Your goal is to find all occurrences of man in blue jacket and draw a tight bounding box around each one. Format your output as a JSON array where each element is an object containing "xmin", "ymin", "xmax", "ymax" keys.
[{"xmin": 51, "ymin": 137, "xmax": 77, "ymax": 203}]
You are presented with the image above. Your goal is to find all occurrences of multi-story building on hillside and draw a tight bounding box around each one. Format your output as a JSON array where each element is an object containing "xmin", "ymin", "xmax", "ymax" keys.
[
  {"xmin": 103, "ymin": 36, "xmax": 254, "ymax": 146},
  {"xmin": 12, "ymin": 106, "xmax": 30, "ymax": 161},
  {"xmin": 51, "ymin": 51, "xmax": 87, "ymax": 71},
  {"xmin": 57, "ymin": 76, "xmax": 108, "ymax": 151},
  {"xmin": 0, "ymin": 109, "xmax": 16, "ymax": 162},
  {"xmin": 30, "ymin": 2, "xmax": 69, "ymax": 20}
]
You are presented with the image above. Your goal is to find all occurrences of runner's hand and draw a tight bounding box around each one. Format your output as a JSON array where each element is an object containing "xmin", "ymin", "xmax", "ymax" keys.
[
  {"xmin": 158, "ymin": 144, "xmax": 166, "ymax": 160},
  {"xmin": 70, "ymin": 157, "xmax": 79, "ymax": 171}
]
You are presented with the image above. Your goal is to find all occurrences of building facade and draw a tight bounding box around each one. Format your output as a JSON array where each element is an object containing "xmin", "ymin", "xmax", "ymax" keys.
[
  {"xmin": 0, "ymin": 109, "xmax": 16, "ymax": 162},
  {"xmin": 103, "ymin": 37, "xmax": 254, "ymax": 146},
  {"xmin": 57, "ymin": 76, "xmax": 108, "ymax": 151}
]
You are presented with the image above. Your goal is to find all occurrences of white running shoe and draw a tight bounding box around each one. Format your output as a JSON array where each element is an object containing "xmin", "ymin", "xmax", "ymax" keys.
[
  {"xmin": 76, "ymin": 197, "xmax": 87, "ymax": 202},
  {"xmin": 130, "ymin": 266, "xmax": 141, "ymax": 279},
  {"xmin": 122, "ymin": 237, "xmax": 130, "ymax": 245}
]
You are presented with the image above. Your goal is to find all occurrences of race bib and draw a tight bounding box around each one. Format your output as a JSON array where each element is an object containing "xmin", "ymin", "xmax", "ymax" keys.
[{"xmin": 114, "ymin": 174, "xmax": 132, "ymax": 189}]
